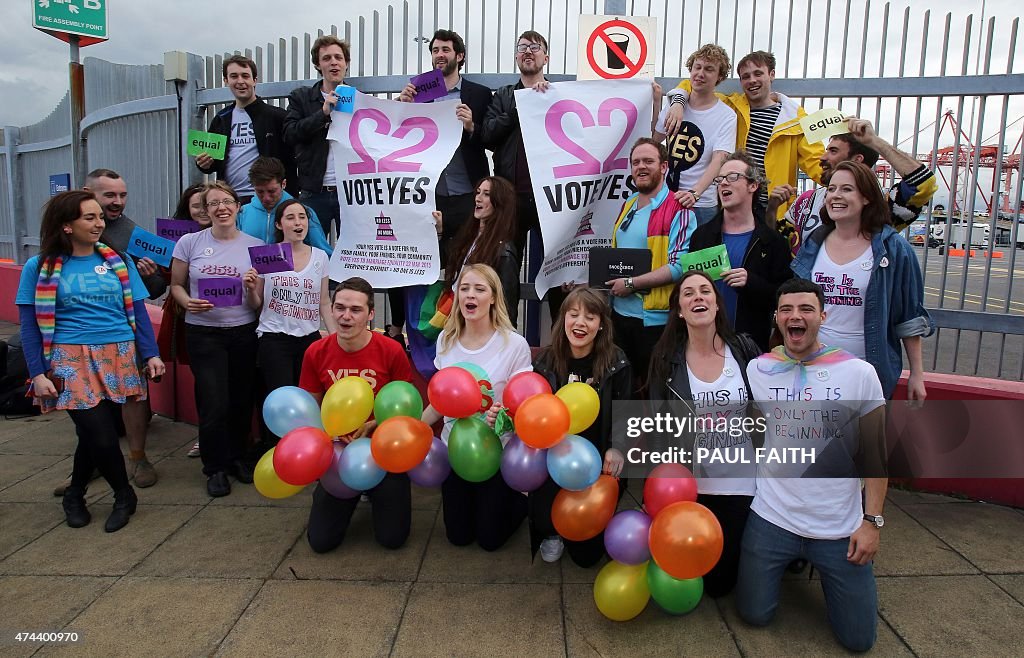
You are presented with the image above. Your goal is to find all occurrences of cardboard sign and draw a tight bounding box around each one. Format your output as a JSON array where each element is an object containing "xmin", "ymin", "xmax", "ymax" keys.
[
  {"xmin": 197, "ymin": 277, "xmax": 243, "ymax": 307},
  {"xmin": 334, "ymin": 84, "xmax": 356, "ymax": 114},
  {"xmin": 678, "ymin": 244, "xmax": 731, "ymax": 281},
  {"xmin": 410, "ymin": 69, "xmax": 447, "ymax": 103},
  {"xmin": 156, "ymin": 218, "xmax": 201, "ymax": 242},
  {"xmin": 799, "ymin": 108, "xmax": 848, "ymax": 144},
  {"xmin": 126, "ymin": 226, "xmax": 175, "ymax": 268},
  {"xmin": 186, "ymin": 130, "xmax": 227, "ymax": 159},
  {"xmin": 248, "ymin": 243, "xmax": 294, "ymax": 274}
]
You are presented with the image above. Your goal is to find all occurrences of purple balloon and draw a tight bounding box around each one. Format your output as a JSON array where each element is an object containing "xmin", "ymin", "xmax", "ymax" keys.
[
  {"xmin": 408, "ymin": 437, "xmax": 451, "ymax": 488},
  {"xmin": 500, "ymin": 435, "xmax": 549, "ymax": 492},
  {"xmin": 319, "ymin": 444, "xmax": 360, "ymax": 499},
  {"xmin": 604, "ymin": 509, "xmax": 653, "ymax": 565}
]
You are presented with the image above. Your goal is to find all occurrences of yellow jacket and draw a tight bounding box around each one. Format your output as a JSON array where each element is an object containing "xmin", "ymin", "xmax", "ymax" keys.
[{"xmin": 670, "ymin": 82, "xmax": 824, "ymax": 220}]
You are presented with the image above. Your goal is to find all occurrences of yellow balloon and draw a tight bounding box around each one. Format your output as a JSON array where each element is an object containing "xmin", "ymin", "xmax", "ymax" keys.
[
  {"xmin": 593, "ymin": 561, "xmax": 650, "ymax": 622},
  {"xmin": 321, "ymin": 376, "xmax": 375, "ymax": 437},
  {"xmin": 557, "ymin": 382, "xmax": 600, "ymax": 435},
  {"xmin": 254, "ymin": 448, "xmax": 305, "ymax": 499}
]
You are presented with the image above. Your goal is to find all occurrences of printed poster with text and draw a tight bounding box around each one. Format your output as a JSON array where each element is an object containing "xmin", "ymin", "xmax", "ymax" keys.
[
  {"xmin": 327, "ymin": 91, "xmax": 462, "ymax": 287},
  {"xmin": 517, "ymin": 79, "xmax": 653, "ymax": 294}
]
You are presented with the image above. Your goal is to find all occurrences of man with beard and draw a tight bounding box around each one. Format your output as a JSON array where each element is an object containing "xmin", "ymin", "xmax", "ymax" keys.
[
  {"xmin": 195, "ymin": 55, "xmax": 292, "ymax": 204},
  {"xmin": 768, "ymin": 117, "xmax": 937, "ymax": 255},
  {"xmin": 398, "ymin": 29, "xmax": 492, "ymax": 258},
  {"xmin": 284, "ymin": 35, "xmax": 352, "ymax": 241},
  {"xmin": 605, "ymin": 138, "xmax": 697, "ymax": 396}
]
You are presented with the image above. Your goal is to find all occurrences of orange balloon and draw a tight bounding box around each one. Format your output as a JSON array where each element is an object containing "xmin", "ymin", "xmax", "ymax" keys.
[
  {"xmin": 515, "ymin": 393, "xmax": 570, "ymax": 449},
  {"xmin": 370, "ymin": 416, "xmax": 433, "ymax": 473},
  {"xmin": 552, "ymin": 474, "xmax": 619, "ymax": 541},
  {"xmin": 649, "ymin": 501, "xmax": 723, "ymax": 580}
]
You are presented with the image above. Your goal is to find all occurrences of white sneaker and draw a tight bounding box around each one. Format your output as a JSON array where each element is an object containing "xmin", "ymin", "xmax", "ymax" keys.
[{"xmin": 540, "ymin": 536, "xmax": 564, "ymax": 563}]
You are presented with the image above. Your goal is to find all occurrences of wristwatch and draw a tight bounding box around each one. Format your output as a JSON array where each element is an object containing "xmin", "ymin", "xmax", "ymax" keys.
[
  {"xmin": 863, "ymin": 514, "xmax": 884, "ymax": 528},
  {"xmin": 624, "ymin": 277, "xmax": 635, "ymax": 291},
  {"xmin": 687, "ymin": 189, "xmax": 700, "ymax": 201}
]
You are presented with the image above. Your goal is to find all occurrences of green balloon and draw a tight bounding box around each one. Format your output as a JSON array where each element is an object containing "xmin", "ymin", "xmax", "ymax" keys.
[
  {"xmin": 448, "ymin": 416, "xmax": 502, "ymax": 482},
  {"xmin": 646, "ymin": 562, "xmax": 703, "ymax": 615},
  {"xmin": 373, "ymin": 381, "xmax": 424, "ymax": 423}
]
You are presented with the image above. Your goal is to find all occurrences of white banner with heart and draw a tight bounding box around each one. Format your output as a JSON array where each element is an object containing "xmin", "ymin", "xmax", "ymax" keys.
[
  {"xmin": 516, "ymin": 79, "xmax": 654, "ymax": 295},
  {"xmin": 327, "ymin": 91, "xmax": 462, "ymax": 287}
]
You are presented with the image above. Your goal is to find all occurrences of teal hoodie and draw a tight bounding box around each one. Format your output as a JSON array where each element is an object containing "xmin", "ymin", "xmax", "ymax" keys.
[{"xmin": 237, "ymin": 191, "xmax": 332, "ymax": 254}]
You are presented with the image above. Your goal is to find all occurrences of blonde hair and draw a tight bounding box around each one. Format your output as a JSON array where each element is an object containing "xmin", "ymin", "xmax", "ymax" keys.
[{"xmin": 438, "ymin": 264, "xmax": 515, "ymax": 354}]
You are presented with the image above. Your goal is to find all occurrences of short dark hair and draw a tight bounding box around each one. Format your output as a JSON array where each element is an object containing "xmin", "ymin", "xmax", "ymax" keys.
[
  {"xmin": 248, "ymin": 157, "xmax": 286, "ymax": 186},
  {"xmin": 518, "ymin": 30, "xmax": 548, "ymax": 53},
  {"xmin": 85, "ymin": 168, "xmax": 121, "ymax": 186},
  {"xmin": 310, "ymin": 35, "xmax": 351, "ymax": 69},
  {"xmin": 828, "ymin": 134, "xmax": 880, "ymax": 168},
  {"xmin": 222, "ymin": 54, "xmax": 257, "ymax": 79},
  {"xmin": 630, "ymin": 137, "xmax": 668, "ymax": 163},
  {"xmin": 738, "ymin": 50, "xmax": 776, "ymax": 72},
  {"xmin": 776, "ymin": 277, "xmax": 825, "ymax": 311},
  {"xmin": 331, "ymin": 277, "xmax": 374, "ymax": 310},
  {"xmin": 429, "ymin": 29, "xmax": 467, "ymax": 69}
]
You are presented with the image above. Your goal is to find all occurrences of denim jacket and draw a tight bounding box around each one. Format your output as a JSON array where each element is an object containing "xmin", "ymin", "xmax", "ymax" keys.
[{"xmin": 792, "ymin": 224, "xmax": 935, "ymax": 398}]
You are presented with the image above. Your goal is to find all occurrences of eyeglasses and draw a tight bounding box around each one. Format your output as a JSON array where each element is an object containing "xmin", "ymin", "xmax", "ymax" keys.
[
  {"xmin": 516, "ymin": 43, "xmax": 545, "ymax": 54},
  {"xmin": 712, "ymin": 172, "xmax": 755, "ymax": 185},
  {"xmin": 205, "ymin": 199, "xmax": 239, "ymax": 209}
]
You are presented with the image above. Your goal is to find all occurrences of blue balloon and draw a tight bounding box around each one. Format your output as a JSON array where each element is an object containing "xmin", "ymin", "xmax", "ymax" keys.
[
  {"xmin": 320, "ymin": 443, "xmax": 360, "ymax": 499},
  {"xmin": 337, "ymin": 437, "xmax": 386, "ymax": 491},
  {"xmin": 546, "ymin": 434, "xmax": 602, "ymax": 491},
  {"xmin": 501, "ymin": 435, "xmax": 549, "ymax": 492},
  {"xmin": 263, "ymin": 386, "xmax": 324, "ymax": 438}
]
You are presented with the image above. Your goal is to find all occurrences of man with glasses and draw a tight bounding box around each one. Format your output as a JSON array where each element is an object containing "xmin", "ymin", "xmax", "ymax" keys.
[
  {"xmin": 604, "ymin": 138, "xmax": 696, "ymax": 397},
  {"xmin": 687, "ymin": 152, "xmax": 792, "ymax": 351}
]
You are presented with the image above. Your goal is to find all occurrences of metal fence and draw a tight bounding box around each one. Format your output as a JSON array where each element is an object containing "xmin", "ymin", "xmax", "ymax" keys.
[{"xmin": 2, "ymin": 0, "xmax": 1024, "ymax": 379}]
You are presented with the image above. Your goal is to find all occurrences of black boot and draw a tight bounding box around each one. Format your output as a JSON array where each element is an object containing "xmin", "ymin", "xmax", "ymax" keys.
[
  {"xmin": 62, "ymin": 486, "xmax": 91, "ymax": 528},
  {"xmin": 105, "ymin": 486, "xmax": 138, "ymax": 533}
]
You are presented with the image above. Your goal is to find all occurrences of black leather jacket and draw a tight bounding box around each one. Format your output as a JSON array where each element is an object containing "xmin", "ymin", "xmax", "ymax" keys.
[
  {"xmin": 482, "ymin": 81, "xmax": 527, "ymax": 184},
  {"xmin": 283, "ymin": 81, "xmax": 335, "ymax": 193},
  {"xmin": 197, "ymin": 98, "xmax": 294, "ymax": 191}
]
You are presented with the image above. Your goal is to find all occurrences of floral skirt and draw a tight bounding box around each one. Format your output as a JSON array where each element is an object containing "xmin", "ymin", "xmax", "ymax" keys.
[{"xmin": 38, "ymin": 342, "xmax": 147, "ymax": 414}]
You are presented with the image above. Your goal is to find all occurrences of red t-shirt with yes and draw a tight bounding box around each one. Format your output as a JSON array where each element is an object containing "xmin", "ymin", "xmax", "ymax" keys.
[{"xmin": 299, "ymin": 331, "xmax": 413, "ymax": 396}]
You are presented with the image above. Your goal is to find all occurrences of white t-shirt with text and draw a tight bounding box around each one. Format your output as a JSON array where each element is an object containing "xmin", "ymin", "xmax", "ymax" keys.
[
  {"xmin": 812, "ymin": 244, "xmax": 872, "ymax": 358},
  {"xmin": 656, "ymin": 99, "xmax": 737, "ymax": 207},
  {"xmin": 256, "ymin": 247, "xmax": 330, "ymax": 337},
  {"xmin": 224, "ymin": 107, "xmax": 259, "ymax": 195}
]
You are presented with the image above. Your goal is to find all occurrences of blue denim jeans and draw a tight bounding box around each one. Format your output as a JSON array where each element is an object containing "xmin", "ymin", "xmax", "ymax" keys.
[
  {"xmin": 692, "ymin": 205, "xmax": 719, "ymax": 227},
  {"xmin": 736, "ymin": 511, "xmax": 878, "ymax": 652},
  {"xmin": 298, "ymin": 189, "xmax": 341, "ymax": 242}
]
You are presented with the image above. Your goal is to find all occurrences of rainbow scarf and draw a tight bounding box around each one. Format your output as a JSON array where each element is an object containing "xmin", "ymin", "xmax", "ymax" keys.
[
  {"xmin": 756, "ymin": 345, "xmax": 855, "ymax": 394},
  {"xmin": 34, "ymin": 243, "xmax": 136, "ymax": 362},
  {"xmin": 404, "ymin": 281, "xmax": 455, "ymax": 377}
]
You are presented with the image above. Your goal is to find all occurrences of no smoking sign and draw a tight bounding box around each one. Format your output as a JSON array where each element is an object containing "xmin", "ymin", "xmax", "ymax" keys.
[{"xmin": 577, "ymin": 15, "xmax": 657, "ymax": 81}]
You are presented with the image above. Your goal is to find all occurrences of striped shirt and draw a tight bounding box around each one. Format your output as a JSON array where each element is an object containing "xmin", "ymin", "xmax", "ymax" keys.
[{"xmin": 745, "ymin": 104, "xmax": 782, "ymax": 204}]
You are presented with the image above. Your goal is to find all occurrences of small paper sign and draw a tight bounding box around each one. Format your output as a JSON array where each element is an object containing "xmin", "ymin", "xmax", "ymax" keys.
[
  {"xmin": 126, "ymin": 226, "xmax": 175, "ymax": 268},
  {"xmin": 678, "ymin": 244, "xmax": 732, "ymax": 281},
  {"xmin": 187, "ymin": 129, "xmax": 227, "ymax": 159},
  {"xmin": 156, "ymin": 218, "xmax": 201, "ymax": 242},
  {"xmin": 799, "ymin": 108, "xmax": 848, "ymax": 144},
  {"xmin": 249, "ymin": 243, "xmax": 294, "ymax": 274},
  {"xmin": 410, "ymin": 69, "xmax": 447, "ymax": 103},
  {"xmin": 197, "ymin": 277, "xmax": 243, "ymax": 307},
  {"xmin": 334, "ymin": 84, "xmax": 356, "ymax": 114}
]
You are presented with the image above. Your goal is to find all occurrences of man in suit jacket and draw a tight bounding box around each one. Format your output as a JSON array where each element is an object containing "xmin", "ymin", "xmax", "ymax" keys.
[{"xmin": 398, "ymin": 29, "xmax": 493, "ymax": 258}]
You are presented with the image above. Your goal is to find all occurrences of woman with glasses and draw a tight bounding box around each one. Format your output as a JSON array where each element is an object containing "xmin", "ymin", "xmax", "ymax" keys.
[
  {"xmin": 688, "ymin": 151, "xmax": 792, "ymax": 350},
  {"xmin": 170, "ymin": 181, "xmax": 264, "ymax": 497}
]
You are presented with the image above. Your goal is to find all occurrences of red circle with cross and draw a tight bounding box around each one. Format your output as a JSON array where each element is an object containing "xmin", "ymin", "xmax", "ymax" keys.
[{"xmin": 586, "ymin": 19, "xmax": 648, "ymax": 79}]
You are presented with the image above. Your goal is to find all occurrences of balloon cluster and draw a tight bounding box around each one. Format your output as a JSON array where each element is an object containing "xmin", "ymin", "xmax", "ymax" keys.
[
  {"xmin": 592, "ymin": 464, "xmax": 724, "ymax": 621},
  {"xmin": 256, "ymin": 379, "xmax": 444, "ymax": 499}
]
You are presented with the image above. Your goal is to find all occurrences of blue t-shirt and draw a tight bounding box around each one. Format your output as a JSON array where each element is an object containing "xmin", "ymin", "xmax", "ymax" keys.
[
  {"xmin": 16, "ymin": 253, "xmax": 150, "ymax": 345},
  {"xmin": 719, "ymin": 229, "xmax": 753, "ymax": 324}
]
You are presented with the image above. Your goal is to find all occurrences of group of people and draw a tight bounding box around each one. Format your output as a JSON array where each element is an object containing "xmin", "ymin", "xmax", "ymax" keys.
[{"xmin": 16, "ymin": 27, "xmax": 939, "ymax": 652}]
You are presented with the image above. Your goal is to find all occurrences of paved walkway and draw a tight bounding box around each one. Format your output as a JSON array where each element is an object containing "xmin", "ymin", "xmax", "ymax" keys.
[{"xmin": 2, "ymin": 412, "xmax": 1024, "ymax": 657}]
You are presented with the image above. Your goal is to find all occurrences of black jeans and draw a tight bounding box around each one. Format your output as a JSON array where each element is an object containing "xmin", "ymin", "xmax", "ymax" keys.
[
  {"xmin": 67, "ymin": 399, "xmax": 130, "ymax": 492},
  {"xmin": 698, "ymin": 493, "xmax": 753, "ymax": 598},
  {"xmin": 441, "ymin": 471, "xmax": 528, "ymax": 551},
  {"xmin": 611, "ymin": 312, "xmax": 665, "ymax": 398},
  {"xmin": 299, "ymin": 189, "xmax": 341, "ymax": 241},
  {"xmin": 437, "ymin": 192, "xmax": 476, "ymax": 263},
  {"xmin": 306, "ymin": 474, "xmax": 411, "ymax": 552},
  {"xmin": 528, "ymin": 476, "xmax": 614, "ymax": 567},
  {"xmin": 258, "ymin": 331, "xmax": 321, "ymax": 397},
  {"xmin": 186, "ymin": 322, "xmax": 258, "ymax": 476}
]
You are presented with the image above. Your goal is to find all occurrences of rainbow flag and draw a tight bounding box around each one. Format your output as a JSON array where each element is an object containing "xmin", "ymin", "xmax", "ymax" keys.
[{"xmin": 404, "ymin": 282, "xmax": 454, "ymax": 377}]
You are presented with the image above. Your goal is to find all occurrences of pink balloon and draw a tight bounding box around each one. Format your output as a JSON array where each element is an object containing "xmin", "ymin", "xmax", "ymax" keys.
[
  {"xmin": 502, "ymin": 371, "xmax": 553, "ymax": 417},
  {"xmin": 273, "ymin": 426, "xmax": 334, "ymax": 486},
  {"xmin": 643, "ymin": 463, "xmax": 698, "ymax": 518},
  {"xmin": 428, "ymin": 367, "xmax": 484, "ymax": 419}
]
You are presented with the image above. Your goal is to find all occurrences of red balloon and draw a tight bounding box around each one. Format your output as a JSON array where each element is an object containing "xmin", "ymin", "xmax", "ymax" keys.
[
  {"xmin": 643, "ymin": 463, "xmax": 698, "ymax": 518},
  {"xmin": 428, "ymin": 367, "xmax": 482, "ymax": 419},
  {"xmin": 371, "ymin": 416, "xmax": 433, "ymax": 473},
  {"xmin": 552, "ymin": 474, "xmax": 619, "ymax": 541},
  {"xmin": 515, "ymin": 393, "xmax": 570, "ymax": 449},
  {"xmin": 649, "ymin": 501, "xmax": 723, "ymax": 579},
  {"xmin": 502, "ymin": 371, "xmax": 552, "ymax": 417},
  {"xmin": 273, "ymin": 426, "xmax": 334, "ymax": 485}
]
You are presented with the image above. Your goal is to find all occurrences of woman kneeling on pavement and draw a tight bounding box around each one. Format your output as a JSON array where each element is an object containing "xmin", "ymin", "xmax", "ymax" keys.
[{"xmin": 17, "ymin": 190, "xmax": 165, "ymax": 532}]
